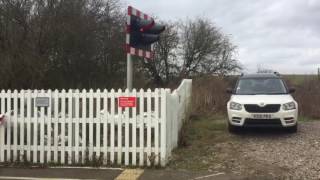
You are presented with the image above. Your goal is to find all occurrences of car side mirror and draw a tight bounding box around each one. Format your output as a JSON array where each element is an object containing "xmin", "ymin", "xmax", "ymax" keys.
[
  {"xmin": 289, "ymin": 87, "xmax": 295, "ymax": 93},
  {"xmin": 226, "ymin": 88, "xmax": 233, "ymax": 94}
]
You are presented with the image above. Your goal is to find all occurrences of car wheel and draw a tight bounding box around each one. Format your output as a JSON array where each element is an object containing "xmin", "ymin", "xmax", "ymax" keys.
[
  {"xmin": 286, "ymin": 123, "xmax": 298, "ymax": 133},
  {"xmin": 228, "ymin": 122, "xmax": 242, "ymax": 134}
]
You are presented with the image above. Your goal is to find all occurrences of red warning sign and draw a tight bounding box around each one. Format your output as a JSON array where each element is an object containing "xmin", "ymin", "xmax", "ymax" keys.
[{"xmin": 118, "ymin": 97, "xmax": 136, "ymax": 108}]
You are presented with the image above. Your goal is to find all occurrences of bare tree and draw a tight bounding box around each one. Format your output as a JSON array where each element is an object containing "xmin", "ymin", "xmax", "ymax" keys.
[
  {"xmin": 139, "ymin": 18, "xmax": 240, "ymax": 86},
  {"xmin": 179, "ymin": 18, "xmax": 241, "ymax": 78},
  {"xmin": 257, "ymin": 64, "xmax": 275, "ymax": 73},
  {"xmin": 0, "ymin": 0, "xmax": 126, "ymax": 89},
  {"xmin": 200, "ymin": 37, "xmax": 241, "ymax": 75},
  {"xmin": 139, "ymin": 22, "xmax": 179, "ymax": 86}
]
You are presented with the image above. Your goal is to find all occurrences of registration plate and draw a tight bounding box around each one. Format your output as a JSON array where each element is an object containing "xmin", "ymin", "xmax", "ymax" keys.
[{"xmin": 252, "ymin": 114, "xmax": 272, "ymax": 119}]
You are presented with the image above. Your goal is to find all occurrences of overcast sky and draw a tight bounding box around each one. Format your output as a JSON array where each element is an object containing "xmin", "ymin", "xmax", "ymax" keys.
[{"xmin": 127, "ymin": 0, "xmax": 320, "ymax": 74}]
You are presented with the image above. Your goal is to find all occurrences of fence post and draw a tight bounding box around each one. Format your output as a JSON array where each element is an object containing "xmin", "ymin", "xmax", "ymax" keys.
[
  {"xmin": 166, "ymin": 89, "xmax": 171, "ymax": 166},
  {"xmin": 102, "ymin": 89, "xmax": 108, "ymax": 164},
  {"xmin": 146, "ymin": 89, "xmax": 152, "ymax": 166},
  {"xmin": 75, "ymin": 89, "xmax": 80, "ymax": 164},
  {"xmin": 88, "ymin": 89, "xmax": 94, "ymax": 161},
  {"xmin": 61, "ymin": 89, "xmax": 66, "ymax": 164},
  {"xmin": 96, "ymin": 89, "xmax": 101, "ymax": 163},
  {"xmin": 13, "ymin": 90, "xmax": 18, "ymax": 161},
  {"xmin": 154, "ymin": 88, "xmax": 159, "ymax": 165},
  {"xmin": 81, "ymin": 89, "xmax": 87, "ymax": 164},
  {"xmin": 139, "ymin": 89, "xmax": 144, "ymax": 166},
  {"xmin": 166, "ymin": 89, "xmax": 173, "ymax": 164},
  {"xmin": 53, "ymin": 89, "xmax": 59, "ymax": 163},
  {"xmin": 32, "ymin": 90, "xmax": 37, "ymax": 163},
  {"xmin": 124, "ymin": 88, "xmax": 129, "ymax": 165},
  {"xmin": 160, "ymin": 89, "xmax": 167, "ymax": 166},
  {"xmin": 110, "ymin": 89, "xmax": 115, "ymax": 164},
  {"xmin": 39, "ymin": 89, "xmax": 45, "ymax": 163},
  {"xmin": 132, "ymin": 89, "xmax": 137, "ymax": 166},
  {"xmin": 173, "ymin": 93, "xmax": 179, "ymax": 149},
  {"xmin": 117, "ymin": 89, "xmax": 122, "ymax": 165},
  {"xmin": 20, "ymin": 90, "xmax": 25, "ymax": 161},
  {"xmin": 27, "ymin": 90, "xmax": 32, "ymax": 162},
  {"xmin": 67, "ymin": 89, "xmax": 73, "ymax": 164},
  {"xmin": 47, "ymin": 89, "xmax": 52, "ymax": 163}
]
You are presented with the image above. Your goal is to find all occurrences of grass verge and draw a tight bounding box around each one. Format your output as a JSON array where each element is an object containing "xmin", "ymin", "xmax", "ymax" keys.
[
  {"xmin": 168, "ymin": 114, "xmax": 232, "ymax": 171},
  {"xmin": 298, "ymin": 116, "xmax": 318, "ymax": 122}
]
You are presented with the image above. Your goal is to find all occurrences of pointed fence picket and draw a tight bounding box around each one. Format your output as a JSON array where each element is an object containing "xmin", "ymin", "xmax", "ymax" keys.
[{"xmin": 0, "ymin": 79, "xmax": 192, "ymax": 167}]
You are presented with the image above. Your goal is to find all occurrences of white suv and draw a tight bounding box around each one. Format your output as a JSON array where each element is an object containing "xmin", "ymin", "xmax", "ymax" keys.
[{"xmin": 227, "ymin": 73, "xmax": 298, "ymax": 133}]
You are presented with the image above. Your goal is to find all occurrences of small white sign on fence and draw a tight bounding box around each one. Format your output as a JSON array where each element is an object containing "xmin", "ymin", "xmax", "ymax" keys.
[{"xmin": 35, "ymin": 97, "xmax": 50, "ymax": 107}]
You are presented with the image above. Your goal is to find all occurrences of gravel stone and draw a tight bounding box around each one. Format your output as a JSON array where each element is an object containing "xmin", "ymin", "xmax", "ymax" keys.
[{"xmin": 223, "ymin": 121, "xmax": 320, "ymax": 179}]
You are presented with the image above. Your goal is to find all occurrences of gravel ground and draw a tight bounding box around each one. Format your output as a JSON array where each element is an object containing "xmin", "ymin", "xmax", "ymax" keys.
[
  {"xmin": 243, "ymin": 121, "xmax": 320, "ymax": 179},
  {"xmin": 170, "ymin": 119, "xmax": 320, "ymax": 180},
  {"xmin": 214, "ymin": 121, "xmax": 320, "ymax": 179}
]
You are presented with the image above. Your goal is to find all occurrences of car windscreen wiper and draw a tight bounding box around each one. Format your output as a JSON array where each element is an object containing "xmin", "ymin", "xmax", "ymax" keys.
[
  {"xmin": 265, "ymin": 92, "xmax": 288, "ymax": 95},
  {"xmin": 237, "ymin": 93, "xmax": 287, "ymax": 95},
  {"xmin": 237, "ymin": 93, "xmax": 258, "ymax": 95}
]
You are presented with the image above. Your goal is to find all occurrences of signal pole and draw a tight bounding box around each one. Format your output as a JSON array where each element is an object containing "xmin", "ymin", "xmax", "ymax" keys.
[
  {"xmin": 127, "ymin": 53, "xmax": 133, "ymax": 91},
  {"xmin": 125, "ymin": 6, "xmax": 165, "ymax": 90}
]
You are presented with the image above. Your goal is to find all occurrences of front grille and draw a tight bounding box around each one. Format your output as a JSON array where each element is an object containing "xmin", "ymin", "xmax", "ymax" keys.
[
  {"xmin": 244, "ymin": 104, "xmax": 280, "ymax": 113},
  {"xmin": 244, "ymin": 118, "xmax": 281, "ymax": 126}
]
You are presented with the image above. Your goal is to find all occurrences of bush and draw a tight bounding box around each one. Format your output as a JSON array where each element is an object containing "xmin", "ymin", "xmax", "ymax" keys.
[
  {"xmin": 191, "ymin": 76, "xmax": 236, "ymax": 116},
  {"xmin": 292, "ymin": 78, "xmax": 320, "ymax": 119}
]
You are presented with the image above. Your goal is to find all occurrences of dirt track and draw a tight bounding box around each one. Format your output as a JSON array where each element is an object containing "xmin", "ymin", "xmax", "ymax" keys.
[{"xmin": 170, "ymin": 118, "xmax": 320, "ymax": 180}]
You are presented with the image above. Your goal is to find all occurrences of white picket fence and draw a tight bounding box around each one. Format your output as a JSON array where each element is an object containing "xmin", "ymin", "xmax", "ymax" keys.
[{"xmin": 0, "ymin": 79, "xmax": 192, "ymax": 166}]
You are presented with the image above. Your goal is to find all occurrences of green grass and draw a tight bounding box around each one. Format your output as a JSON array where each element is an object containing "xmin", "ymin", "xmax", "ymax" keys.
[
  {"xmin": 298, "ymin": 116, "xmax": 318, "ymax": 122},
  {"xmin": 169, "ymin": 114, "xmax": 231, "ymax": 171},
  {"xmin": 184, "ymin": 114, "xmax": 227, "ymax": 141}
]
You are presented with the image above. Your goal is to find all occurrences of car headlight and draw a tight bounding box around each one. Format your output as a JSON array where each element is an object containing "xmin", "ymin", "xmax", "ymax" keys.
[
  {"xmin": 283, "ymin": 102, "xmax": 296, "ymax": 111},
  {"xmin": 229, "ymin": 101, "xmax": 242, "ymax": 110}
]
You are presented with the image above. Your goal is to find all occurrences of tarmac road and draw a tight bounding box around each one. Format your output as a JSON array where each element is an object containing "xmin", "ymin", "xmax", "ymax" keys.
[
  {"xmin": 0, "ymin": 167, "xmax": 121, "ymax": 180},
  {"xmin": 0, "ymin": 167, "xmax": 237, "ymax": 180}
]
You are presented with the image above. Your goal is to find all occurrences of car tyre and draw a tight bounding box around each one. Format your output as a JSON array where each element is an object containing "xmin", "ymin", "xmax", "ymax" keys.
[
  {"xmin": 228, "ymin": 122, "xmax": 242, "ymax": 134},
  {"xmin": 286, "ymin": 123, "xmax": 298, "ymax": 133}
]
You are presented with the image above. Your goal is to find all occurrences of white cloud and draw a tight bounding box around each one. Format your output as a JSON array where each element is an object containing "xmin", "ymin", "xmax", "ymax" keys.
[{"xmin": 127, "ymin": 0, "xmax": 320, "ymax": 74}]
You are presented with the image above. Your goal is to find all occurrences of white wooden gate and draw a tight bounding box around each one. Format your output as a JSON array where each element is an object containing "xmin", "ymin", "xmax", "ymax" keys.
[{"xmin": 0, "ymin": 79, "xmax": 192, "ymax": 167}]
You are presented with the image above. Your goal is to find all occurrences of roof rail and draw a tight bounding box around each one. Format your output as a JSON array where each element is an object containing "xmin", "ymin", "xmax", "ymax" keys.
[{"xmin": 273, "ymin": 71, "xmax": 280, "ymax": 76}]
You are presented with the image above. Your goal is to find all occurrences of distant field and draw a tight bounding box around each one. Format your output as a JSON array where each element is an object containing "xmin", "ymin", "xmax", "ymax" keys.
[{"xmin": 283, "ymin": 74, "xmax": 319, "ymax": 86}]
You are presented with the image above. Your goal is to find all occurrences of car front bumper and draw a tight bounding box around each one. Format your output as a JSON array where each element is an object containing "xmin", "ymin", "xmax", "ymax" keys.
[{"xmin": 228, "ymin": 108, "xmax": 298, "ymax": 127}]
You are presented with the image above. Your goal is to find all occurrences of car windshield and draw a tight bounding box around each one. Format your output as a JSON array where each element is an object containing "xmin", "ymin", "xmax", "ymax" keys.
[{"xmin": 235, "ymin": 78, "xmax": 287, "ymax": 95}]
